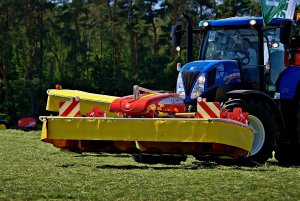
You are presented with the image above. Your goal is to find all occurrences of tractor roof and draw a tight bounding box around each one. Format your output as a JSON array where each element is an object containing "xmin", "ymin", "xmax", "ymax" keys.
[{"xmin": 199, "ymin": 17, "xmax": 292, "ymax": 27}]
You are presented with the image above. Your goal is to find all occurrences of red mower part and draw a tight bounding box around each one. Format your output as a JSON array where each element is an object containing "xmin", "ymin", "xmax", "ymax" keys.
[
  {"xmin": 221, "ymin": 107, "xmax": 248, "ymax": 124},
  {"xmin": 86, "ymin": 106, "xmax": 106, "ymax": 117},
  {"xmin": 109, "ymin": 93, "xmax": 185, "ymax": 117},
  {"xmin": 18, "ymin": 117, "xmax": 37, "ymax": 129}
]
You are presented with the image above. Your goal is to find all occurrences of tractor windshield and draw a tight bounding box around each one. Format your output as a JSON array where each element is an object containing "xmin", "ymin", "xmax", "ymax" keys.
[{"xmin": 201, "ymin": 27, "xmax": 259, "ymax": 68}]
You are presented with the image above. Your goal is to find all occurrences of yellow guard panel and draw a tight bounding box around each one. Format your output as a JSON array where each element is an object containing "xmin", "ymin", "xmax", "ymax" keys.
[
  {"xmin": 41, "ymin": 117, "xmax": 254, "ymax": 152},
  {"xmin": 46, "ymin": 89, "xmax": 118, "ymax": 117}
]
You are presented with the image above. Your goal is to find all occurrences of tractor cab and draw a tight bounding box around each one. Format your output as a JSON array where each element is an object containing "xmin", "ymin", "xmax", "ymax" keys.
[{"xmin": 199, "ymin": 23, "xmax": 260, "ymax": 89}]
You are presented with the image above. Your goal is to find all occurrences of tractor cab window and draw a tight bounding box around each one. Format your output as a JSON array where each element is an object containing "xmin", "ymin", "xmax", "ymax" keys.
[
  {"xmin": 201, "ymin": 28, "xmax": 259, "ymax": 67},
  {"xmin": 263, "ymin": 27, "xmax": 285, "ymax": 91},
  {"xmin": 201, "ymin": 28, "xmax": 260, "ymax": 88}
]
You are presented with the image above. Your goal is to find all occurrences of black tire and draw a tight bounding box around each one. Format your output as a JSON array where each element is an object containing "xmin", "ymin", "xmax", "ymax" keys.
[
  {"xmin": 215, "ymin": 84, "xmax": 241, "ymax": 104},
  {"xmin": 276, "ymin": 144, "xmax": 300, "ymax": 165},
  {"xmin": 132, "ymin": 154, "xmax": 187, "ymax": 165},
  {"xmin": 236, "ymin": 99, "xmax": 279, "ymax": 163},
  {"xmin": 276, "ymin": 99, "xmax": 300, "ymax": 165}
]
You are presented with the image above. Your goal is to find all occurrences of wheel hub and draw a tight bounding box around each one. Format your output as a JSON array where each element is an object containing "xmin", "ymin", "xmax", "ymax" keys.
[{"xmin": 248, "ymin": 115, "xmax": 265, "ymax": 155}]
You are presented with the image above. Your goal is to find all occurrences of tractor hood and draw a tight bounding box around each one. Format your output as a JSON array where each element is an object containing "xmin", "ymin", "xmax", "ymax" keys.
[
  {"xmin": 180, "ymin": 60, "xmax": 225, "ymax": 73},
  {"xmin": 176, "ymin": 60, "xmax": 241, "ymax": 102}
]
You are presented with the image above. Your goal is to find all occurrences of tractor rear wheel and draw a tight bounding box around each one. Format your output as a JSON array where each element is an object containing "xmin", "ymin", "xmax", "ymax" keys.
[
  {"xmin": 276, "ymin": 99, "xmax": 300, "ymax": 165},
  {"xmin": 275, "ymin": 144, "xmax": 300, "ymax": 165},
  {"xmin": 237, "ymin": 99, "xmax": 279, "ymax": 164}
]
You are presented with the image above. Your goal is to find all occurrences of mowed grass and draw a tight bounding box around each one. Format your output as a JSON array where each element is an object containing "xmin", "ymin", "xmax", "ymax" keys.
[{"xmin": 0, "ymin": 130, "xmax": 299, "ymax": 201}]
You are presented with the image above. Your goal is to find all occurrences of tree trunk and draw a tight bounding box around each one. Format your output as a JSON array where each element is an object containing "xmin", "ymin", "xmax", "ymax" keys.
[
  {"xmin": 38, "ymin": 0, "xmax": 44, "ymax": 79},
  {"xmin": 24, "ymin": 0, "xmax": 36, "ymax": 80},
  {"xmin": 151, "ymin": 19, "xmax": 157, "ymax": 56},
  {"xmin": 107, "ymin": 0, "xmax": 122, "ymax": 92},
  {"xmin": 73, "ymin": 0, "xmax": 81, "ymax": 87}
]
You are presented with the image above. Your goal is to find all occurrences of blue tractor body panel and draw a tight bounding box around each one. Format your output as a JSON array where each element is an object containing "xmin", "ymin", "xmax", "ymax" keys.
[
  {"xmin": 178, "ymin": 60, "xmax": 241, "ymax": 102},
  {"xmin": 277, "ymin": 66, "xmax": 300, "ymax": 100}
]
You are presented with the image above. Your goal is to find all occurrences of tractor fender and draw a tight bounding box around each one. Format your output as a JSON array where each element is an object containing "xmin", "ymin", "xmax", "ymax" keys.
[{"xmin": 226, "ymin": 90, "xmax": 285, "ymax": 136}]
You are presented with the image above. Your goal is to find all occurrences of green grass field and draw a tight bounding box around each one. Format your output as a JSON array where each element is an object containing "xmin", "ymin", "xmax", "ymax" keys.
[{"xmin": 0, "ymin": 129, "xmax": 299, "ymax": 201}]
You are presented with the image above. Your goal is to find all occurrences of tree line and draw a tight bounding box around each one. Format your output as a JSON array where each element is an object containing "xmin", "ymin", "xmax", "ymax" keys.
[{"xmin": 0, "ymin": 0, "xmax": 262, "ymax": 125}]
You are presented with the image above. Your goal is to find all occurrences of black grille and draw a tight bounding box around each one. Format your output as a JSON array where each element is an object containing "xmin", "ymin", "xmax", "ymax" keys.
[
  {"xmin": 207, "ymin": 68, "xmax": 216, "ymax": 88},
  {"xmin": 182, "ymin": 72, "xmax": 200, "ymax": 95}
]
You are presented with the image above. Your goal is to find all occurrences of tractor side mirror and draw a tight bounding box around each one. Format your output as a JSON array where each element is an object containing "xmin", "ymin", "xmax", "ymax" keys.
[
  {"xmin": 280, "ymin": 20, "xmax": 293, "ymax": 44},
  {"xmin": 171, "ymin": 24, "xmax": 182, "ymax": 48}
]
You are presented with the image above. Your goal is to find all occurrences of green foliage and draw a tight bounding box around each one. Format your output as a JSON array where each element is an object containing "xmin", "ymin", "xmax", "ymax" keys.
[
  {"xmin": 0, "ymin": 0, "xmax": 265, "ymax": 125},
  {"xmin": 216, "ymin": 0, "xmax": 261, "ymax": 18},
  {"xmin": 0, "ymin": 79, "xmax": 49, "ymax": 124}
]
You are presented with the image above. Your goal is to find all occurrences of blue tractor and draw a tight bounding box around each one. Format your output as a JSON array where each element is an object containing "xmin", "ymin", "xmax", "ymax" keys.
[{"xmin": 172, "ymin": 15, "xmax": 300, "ymax": 164}]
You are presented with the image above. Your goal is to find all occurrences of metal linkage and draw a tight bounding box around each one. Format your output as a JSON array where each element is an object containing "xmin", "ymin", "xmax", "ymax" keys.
[{"xmin": 133, "ymin": 85, "xmax": 161, "ymax": 100}]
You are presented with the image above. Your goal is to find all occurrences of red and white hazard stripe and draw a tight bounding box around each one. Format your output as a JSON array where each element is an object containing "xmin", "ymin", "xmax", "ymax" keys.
[
  {"xmin": 59, "ymin": 98, "xmax": 81, "ymax": 117},
  {"xmin": 195, "ymin": 101, "xmax": 220, "ymax": 119}
]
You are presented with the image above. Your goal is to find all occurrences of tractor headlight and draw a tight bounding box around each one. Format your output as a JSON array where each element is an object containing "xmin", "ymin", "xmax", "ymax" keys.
[
  {"xmin": 176, "ymin": 73, "xmax": 185, "ymax": 99},
  {"xmin": 202, "ymin": 21, "xmax": 210, "ymax": 27},
  {"xmin": 191, "ymin": 74, "xmax": 206, "ymax": 99},
  {"xmin": 249, "ymin": 19, "xmax": 257, "ymax": 26}
]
